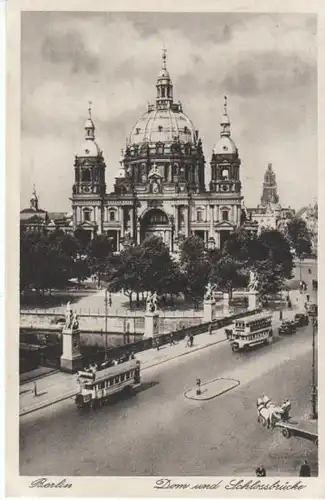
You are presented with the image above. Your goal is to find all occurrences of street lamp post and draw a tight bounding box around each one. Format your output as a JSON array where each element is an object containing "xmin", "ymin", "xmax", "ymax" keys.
[
  {"xmin": 104, "ymin": 288, "xmax": 108, "ymax": 360},
  {"xmin": 311, "ymin": 317, "xmax": 318, "ymax": 420}
]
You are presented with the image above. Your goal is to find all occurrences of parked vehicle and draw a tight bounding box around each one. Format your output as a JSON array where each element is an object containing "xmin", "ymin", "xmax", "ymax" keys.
[
  {"xmin": 306, "ymin": 303, "xmax": 318, "ymax": 317},
  {"xmin": 278, "ymin": 320, "xmax": 296, "ymax": 335},
  {"xmin": 294, "ymin": 313, "xmax": 309, "ymax": 327}
]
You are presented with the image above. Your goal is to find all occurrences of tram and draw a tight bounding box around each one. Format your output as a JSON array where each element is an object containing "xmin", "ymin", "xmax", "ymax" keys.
[
  {"xmin": 75, "ymin": 358, "xmax": 141, "ymax": 410},
  {"xmin": 229, "ymin": 312, "xmax": 273, "ymax": 352}
]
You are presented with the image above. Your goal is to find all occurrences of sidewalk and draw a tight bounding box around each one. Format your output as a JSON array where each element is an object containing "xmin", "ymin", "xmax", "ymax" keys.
[{"xmin": 19, "ymin": 299, "xmax": 303, "ymax": 418}]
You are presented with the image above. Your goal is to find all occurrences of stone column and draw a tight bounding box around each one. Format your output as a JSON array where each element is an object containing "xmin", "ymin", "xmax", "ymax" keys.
[
  {"xmin": 145, "ymin": 311, "xmax": 159, "ymax": 338},
  {"xmin": 209, "ymin": 205, "xmax": 214, "ymax": 238},
  {"xmin": 184, "ymin": 205, "xmax": 189, "ymax": 237},
  {"xmin": 130, "ymin": 207, "xmax": 135, "ymax": 240},
  {"xmin": 120, "ymin": 206, "xmax": 125, "ymax": 237},
  {"xmin": 203, "ymin": 299, "xmax": 216, "ymax": 323},
  {"xmin": 60, "ymin": 328, "xmax": 83, "ymax": 373},
  {"xmin": 72, "ymin": 207, "xmax": 77, "ymax": 230},
  {"xmin": 216, "ymin": 205, "xmax": 220, "ymax": 223},
  {"xmin": 174, "ymin": 205, "xmax": 179, "ymax": 234},
  {"xmin": 97, "ymin": 206, "xmax": 102, "ymax": 235},
  {"xmin": 136, "ymin": 223, "xmax": 141, "ymax": 244},
  {"xmin": 117, "ymin": 230, "xmax": 120, "ymax": 252}
]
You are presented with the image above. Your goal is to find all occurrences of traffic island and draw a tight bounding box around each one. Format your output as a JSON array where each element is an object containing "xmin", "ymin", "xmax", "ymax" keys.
[{"xmin": 184, "ymin": 377, "xmax": 240, "ymax": 401}]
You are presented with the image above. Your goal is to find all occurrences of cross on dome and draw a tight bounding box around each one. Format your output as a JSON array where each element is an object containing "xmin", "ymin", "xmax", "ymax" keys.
[
  {"xmin": 162, "ymin": 46, "xmax": 167, "ymax": 70},
  {"xmin": 220, "ymin": 94, "xmax": 231, "ymax": 138},
  {"xmin": 223, "ymin": 95, "xmax": 228, "ymax": 115}
]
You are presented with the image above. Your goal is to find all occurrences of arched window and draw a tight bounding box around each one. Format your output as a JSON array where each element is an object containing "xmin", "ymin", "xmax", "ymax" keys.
[
  {"xmin": 156, "ymin": 143, "xmax": 164, "ymax": 155},
  {"xmin": 82, "ymin": 169, "xmax": 91, "ymax": 182},
  {"xmin": 222, "ymin": 209, "xmax": 229, "ymax": 222},
  {"xmin": 83, "ymin": 208, "xmax": 91, "ymax": 222},
  {"xmin": 197, "ymin": 209, "xmax": 203, "ymax": 222},
  {"xmin": 109, "ymin": 209, "xmax": 116, "ymax": 222}
]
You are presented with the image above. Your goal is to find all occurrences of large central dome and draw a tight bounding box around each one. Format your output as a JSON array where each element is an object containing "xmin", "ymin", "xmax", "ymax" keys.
[
  {"xmin": 128, "ymin": 49, "xmax": 198, "ymax": 147},
  {"xmin": 129, "ymin": 107, "xmax": 197, "ymax": 146}
]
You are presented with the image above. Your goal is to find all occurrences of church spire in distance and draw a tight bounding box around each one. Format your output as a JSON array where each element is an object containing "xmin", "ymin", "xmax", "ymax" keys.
[
  {"xmin": 156, "ymin": 47, "xmax": 173, "ymax": 109},
  {"xmin": 220, "ymin": 95, "xmax": 231, "ymax": 138}
]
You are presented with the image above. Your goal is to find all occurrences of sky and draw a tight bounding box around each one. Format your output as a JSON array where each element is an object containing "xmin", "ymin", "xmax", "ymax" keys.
[{"xmin": 21, "ymin": 11, "xmax": 317, "ymax": 212}]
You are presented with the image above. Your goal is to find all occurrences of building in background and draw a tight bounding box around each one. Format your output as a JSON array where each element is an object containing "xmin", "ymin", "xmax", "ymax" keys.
[
  {"xmin": 247, "ymin": 163, "xmax": 295, "ymax": 233},
  {"xmin": 20, "ymin": 186, "xmax": 72, "ymax": 233},
  {"xmin": 71, "ymin": 51, "xmax": 244, "ymax": 252}
]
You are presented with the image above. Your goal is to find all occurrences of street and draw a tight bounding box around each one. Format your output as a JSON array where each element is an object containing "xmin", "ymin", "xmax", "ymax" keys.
[{"xmin": 20, "ymin": 321, "xmax": 317, "ymax": 477}]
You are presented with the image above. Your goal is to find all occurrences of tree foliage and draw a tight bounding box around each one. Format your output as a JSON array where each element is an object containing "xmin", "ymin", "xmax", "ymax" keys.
[{"xmin": 286, "ymin": 217, "xmax": 312, "ymax": 259}]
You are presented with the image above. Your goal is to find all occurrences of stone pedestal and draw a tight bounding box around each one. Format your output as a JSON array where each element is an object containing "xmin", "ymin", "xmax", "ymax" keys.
[
  {"xmin": 203, "ymin": 299, "xmax": 216, "ymax": 323},
  {"xmin": 222, "ymin": 293, "xmax": 230, "ymax": 317},
  {"xmin": 145, "ymin": 312, "xmax": 159, "ymax": 338},
  {"xmin": 60, "ymin": 328, "xmax": 83, "ymax": 373},
  {"xmin": 248, "ymin": 291, "xmax": 259, "ymax": 311}
]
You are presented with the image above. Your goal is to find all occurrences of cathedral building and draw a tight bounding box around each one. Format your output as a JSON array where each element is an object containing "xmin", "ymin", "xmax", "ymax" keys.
[{"xmin": 71, "ymin": 51, "xmax": 245, "ymax": 252}]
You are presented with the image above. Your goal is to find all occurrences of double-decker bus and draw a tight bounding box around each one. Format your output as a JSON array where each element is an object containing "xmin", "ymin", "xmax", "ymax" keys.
[
  {"xmin": 75, "ymin": 358, "xmax": 141, "ymax": 410},
  {"xmin": 229, "ymin": 312, "xmax": 273, "ymax": 352}
]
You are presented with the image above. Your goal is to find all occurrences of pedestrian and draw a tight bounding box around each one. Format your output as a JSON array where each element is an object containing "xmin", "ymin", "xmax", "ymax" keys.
[
  {"xmin": 299, "ymin": 460, "xmax": 311, "ymax": 477},
  {"xmin": 184, "ymin": 333, "xmax": 190, "ymax": 347},
  {"xmin": 169, "ymin": 333, "xmax": 175, "ymax": 346},
  {"xmin": 208, "ymin": 323, "xmax": 212, "ymax": 335},
  {"xmin": 189, "ymin": 334, "xmax": 194, "ymax": 347},
  {"xmin": 33, "ymin": 381, "xmax": 38, "ymax": 397},
  {"xmin": 256, "ymin": 465, "xmax": 266, "ymax": 477},
  {"xmin": 288, "ymin": 299, "xmax": 292, "ymax": 309}
]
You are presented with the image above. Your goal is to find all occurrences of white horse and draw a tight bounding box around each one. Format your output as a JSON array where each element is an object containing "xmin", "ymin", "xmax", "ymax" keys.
[
  {"xmin": 257, "ymin": 397, "xmax": 272, "ymax": 428},
  {"xmin": 257, "ymin": 396, "xmax": 289, "ymax": 429}
]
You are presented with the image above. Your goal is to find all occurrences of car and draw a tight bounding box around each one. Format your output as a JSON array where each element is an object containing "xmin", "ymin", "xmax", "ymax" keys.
[
  {"xmin": 294, "ymin": 313, "xmax": 309, "ymax": 327},
  {"xmin": 278, "ymin": 320, "xmax": 296, "ymax": 335}
]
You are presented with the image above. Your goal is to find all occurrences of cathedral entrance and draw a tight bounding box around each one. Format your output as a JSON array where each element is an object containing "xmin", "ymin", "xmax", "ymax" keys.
[{"xmin": 140, "ymin": 209, "xmax": 171, "ymax": 246}]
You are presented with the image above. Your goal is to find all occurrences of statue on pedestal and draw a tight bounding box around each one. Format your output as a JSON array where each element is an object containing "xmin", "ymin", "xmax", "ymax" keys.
[
  {"xmin": 146, "ymin": 291, "xmax": 158, "ymax": 313},
  {"xmin": 65, "ymin": 301, "xmax": 73, "ymax": 329},
  {"xmin": 248, "ymin": 270, "xmax": 259, "ymax": 292},
  {"xmin": 204, "ymin": 282, "xmax": 216, "ymax": 301},
  {"xmin": 72, "ymin": 312, "xmax": 79, "ymax": 330}
]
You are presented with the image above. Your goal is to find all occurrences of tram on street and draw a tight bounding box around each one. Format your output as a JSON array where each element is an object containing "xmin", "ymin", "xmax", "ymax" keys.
[
  {"xmin": 75, "ymin": 358, "xmax": 141, "ymax": 410},
  {"xmin": 229, "ymin": 312, "xmax": 273, "ymax": 352}
]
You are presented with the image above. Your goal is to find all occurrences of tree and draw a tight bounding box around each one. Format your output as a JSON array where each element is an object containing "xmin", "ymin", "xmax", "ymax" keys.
[
  {"xmin": 258, "ymin": 229, "xmax": 293, "ymax": 280},
  {"xmin": 108, "ymin": 245, "xmax": 146, "ymax": 308},
  {"xmin": 86, "ymin": 234, "xmax": 113, "ymax": 287},
  {"xmin": 139, "ymin": 236, "xmax": 176, "ymax": 295},
  {"xmin": 209, "ymin": 256, "xmax": 246, "ymax": 298},
  {"xmin": 179, "ymin": 235, "xmax": 210, "ymax": 306},
  {"xmin": 286, "ymin": 217, "xmax": 312, "ymax": 259},
  {"xmin": 20, "ymin": 230, "xmax": 75, "ymax": 294}
]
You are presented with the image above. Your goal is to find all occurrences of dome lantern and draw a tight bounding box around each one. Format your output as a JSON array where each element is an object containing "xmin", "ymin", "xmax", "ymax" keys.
[
  {"xmin": 212, "ymin": 96, "xmax": 238, "ymax": 155},
  {"xmin": 85, "ymin": 101, "xmax": 95, "ymax": 141},
  {"xmin": 156, "ymin": 48, "xmax": 173, "ymax": 110}
]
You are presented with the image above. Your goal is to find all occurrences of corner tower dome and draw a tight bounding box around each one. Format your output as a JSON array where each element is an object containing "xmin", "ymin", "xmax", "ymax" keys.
[
  {"xmin": 212, "ymin": 96, "xmax": 238, "ymax": 156},
  {"xmin": 128, "ymin": 49, "xmax": 198, "ymax": 146}
]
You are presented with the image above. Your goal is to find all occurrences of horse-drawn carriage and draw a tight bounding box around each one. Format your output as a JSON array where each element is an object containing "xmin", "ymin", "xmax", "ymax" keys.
[
  {"xmin": 256, "ymin": 395, "xmax": 318, "ymax": 446},
  {"xmin": 257, "ymin": 395, "xmax": 291, "ymax": 429}
]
